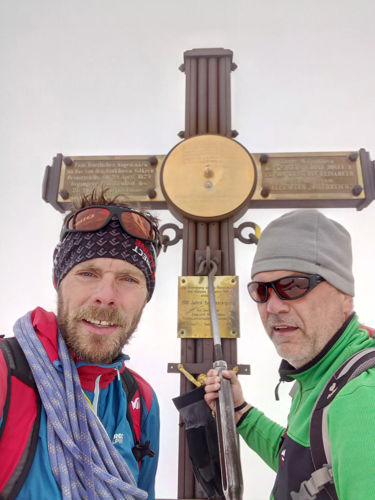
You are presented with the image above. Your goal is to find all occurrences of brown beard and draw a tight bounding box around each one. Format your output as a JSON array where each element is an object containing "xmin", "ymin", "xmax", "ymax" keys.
[{"xmin": 57, "ymin": 295, "xmax": 145, "ymax": 364}]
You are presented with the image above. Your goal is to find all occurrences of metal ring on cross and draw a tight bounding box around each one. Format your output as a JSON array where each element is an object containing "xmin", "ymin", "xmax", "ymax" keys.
[{"xmin": 160, "ymin": 134, "xmax": 257, "ymax": 220}]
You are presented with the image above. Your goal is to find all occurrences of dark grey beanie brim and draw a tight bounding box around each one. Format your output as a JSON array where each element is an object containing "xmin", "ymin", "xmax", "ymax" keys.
[{"xmin": 251, "ymin": 209, "xmax": 354, "ymax": 296}]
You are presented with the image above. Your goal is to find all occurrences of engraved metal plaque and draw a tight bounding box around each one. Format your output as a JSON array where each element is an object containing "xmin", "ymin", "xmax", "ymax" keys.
[
  {"xmin": 178, "ymin": 275, "xmax": 239, "ymax": 338},
  {"xmin": 44, "ymin": 148, "xmax": 373, "ymax": 215},
  {"xmin": 56, "ymin": 155, "xmax": 166, "ymax": 203},
  {"xmin": 251, "ymin": 152, "xmax": 365, "ymax": 200},
  {"xmin": 161, "ymin": 135, "xmax": 256, "ymax": 219}
]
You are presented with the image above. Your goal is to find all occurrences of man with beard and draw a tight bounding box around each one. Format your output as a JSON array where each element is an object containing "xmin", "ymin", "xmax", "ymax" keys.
[
  {"xmin": 0, "ymin": 195, "xmax": 161, "ymax": 500},
  {"xmin": 204, "ymin": 209, "xmax": 375, "ymax": 500}
]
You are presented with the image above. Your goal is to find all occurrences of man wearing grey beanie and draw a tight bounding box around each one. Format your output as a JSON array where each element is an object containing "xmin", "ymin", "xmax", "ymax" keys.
[
  {"xmin": 205, "ymin": 209, "xmax": 375, "ymax": 500},
  {"xmin": 0, "ymin": 192, "xmax": 161, "ymax": 500}
]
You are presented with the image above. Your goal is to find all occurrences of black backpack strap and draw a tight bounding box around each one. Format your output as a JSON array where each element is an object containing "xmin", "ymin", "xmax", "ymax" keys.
[
  {"xmin": 0, "ymin": 337, "xmax": 36, "ymax": 387},
  {"xmin": 0, "ymin": 337, "xmax": 38, "ymax": 443},
  {"xmin": 291, "ymin": 348, "xmax": 375, "ymax": 500},
  {"xmin": 0, "ymin": 338, "xmax": 41, "ymax": 500},
  {"xmin": 120, "ymin": 368, "xmax": 155, "ymax": 463}
]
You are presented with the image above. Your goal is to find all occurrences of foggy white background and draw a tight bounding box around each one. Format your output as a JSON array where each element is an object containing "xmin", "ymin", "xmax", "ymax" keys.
[{"xmin": 1, "ymin": 1, "xmax": 375, "ymax": 499}]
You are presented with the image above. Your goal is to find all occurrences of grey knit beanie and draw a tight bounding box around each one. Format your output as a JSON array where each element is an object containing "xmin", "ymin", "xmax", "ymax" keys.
[{"xmin": 251, "ymin": 209, "xmax": 354, "ymax": 296}]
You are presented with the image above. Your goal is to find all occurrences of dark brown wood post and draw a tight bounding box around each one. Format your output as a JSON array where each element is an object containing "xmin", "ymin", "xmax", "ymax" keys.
[{"xmin": 178, "ymin": 47, "xmax": 237, "ymax": 500}]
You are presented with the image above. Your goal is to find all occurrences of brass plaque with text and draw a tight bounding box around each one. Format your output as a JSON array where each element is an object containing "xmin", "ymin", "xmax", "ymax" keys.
[
  {"xmin": 161, "ymin": 135, "xmax": 256, "ymax": 219},
  {"xmin": 178, "ymin": 275, "xmax": 239, "ymax": 338},
  {"xmin": 251, "ymin": 152, "xmax": 365, "ymax": 200},
  {"xmin": 57, "ymin": 155, "xmax": 166, "ymax": 203}
]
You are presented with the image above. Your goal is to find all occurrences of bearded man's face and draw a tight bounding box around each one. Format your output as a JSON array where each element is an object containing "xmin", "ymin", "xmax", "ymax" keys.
[{"xmin": 57, "ymin": 258, "xmax": 147, "ymax": 364}]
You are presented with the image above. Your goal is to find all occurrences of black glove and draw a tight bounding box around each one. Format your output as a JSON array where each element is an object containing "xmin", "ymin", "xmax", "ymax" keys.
[{"xmin": 173, "ymin": 386, "xmax": 223, "ymax": 499}]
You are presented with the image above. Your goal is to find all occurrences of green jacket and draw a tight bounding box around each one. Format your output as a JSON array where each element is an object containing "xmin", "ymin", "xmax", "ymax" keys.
[{"xmin": 238, "ymin": 314, "xmax": 375, "ymax": 500}]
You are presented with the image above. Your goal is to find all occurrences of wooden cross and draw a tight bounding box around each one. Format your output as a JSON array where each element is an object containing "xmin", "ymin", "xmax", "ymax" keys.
[{"xmin": 42, "ymin": 47, "xmax": 375, "ymax": 500}]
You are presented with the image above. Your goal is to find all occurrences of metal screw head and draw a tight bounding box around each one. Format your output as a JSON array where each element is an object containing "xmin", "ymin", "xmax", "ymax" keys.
[
  {"xmin": 149, "ymin": 156, "xmax": 158, "ymax": 166},
  {"xmin": 204, "ymin": 165, "xmax": 214, "ymax": 178},
  {"xmin": 261, "ymin": 187, "xmax": 270, "ymax": 198},
  {"xmin": 178, "ymin": 131, "xmax": 185, "ymax": 139},
  {"xmin": 147, "ymin": 189, "xmax": 157, "ymax": 199},
  {"xmin": 231, "ymin": 130, "xmax": 239, "ymax": 138},
  {"xmin": 260, "ymin": 154, "xmax": 269, "ymax": 164},
  {"xmin": 59, "ymin": 189, "xmax": 70, "ymax": 200},
  {"xmin": 179, "ymin": 64, "xmax": 185, "ymax": 72},
  {"xmin": 63, "ymin": 156, "xmax": 73, "ymax": 166},
  {"xmin": 205, "ymin": 180, "xmax": 213, "ymax": 189},
  {"xmin": 180, "ymin": 329, "xmax": 185, "ymax": 336},
  {"xmin": 349, "ymin": 152, "xmax": 358, "ymax": 162},
  {"xmin": 352, "ymin": 184, "xmax": 363, "ymax": 196}
]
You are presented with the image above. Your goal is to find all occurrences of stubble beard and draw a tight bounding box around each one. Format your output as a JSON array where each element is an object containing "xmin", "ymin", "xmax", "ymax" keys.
[
  {"xmin": 57, "ymin": 293, "xmax": 145, "ymax": 364},
  {"xmin": 266, "ymin": 314, "xmax": 308, "ymax": 366}
]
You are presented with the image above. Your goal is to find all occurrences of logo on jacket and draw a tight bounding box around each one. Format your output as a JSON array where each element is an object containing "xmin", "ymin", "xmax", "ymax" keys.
[
  {"xmin": 131, "ymin": 396, "xmax": 140, "ymax": 410},
  {"xmin": 327, "ymin": 382, "xmax": 337, "ymax": 399},
  {"xmin": 280, "ymin": 448, "xmax": 286, "ymax": 467},
  {"xmin": 112, "ymin": 433, "xmax": 124, "ymax": 444}
]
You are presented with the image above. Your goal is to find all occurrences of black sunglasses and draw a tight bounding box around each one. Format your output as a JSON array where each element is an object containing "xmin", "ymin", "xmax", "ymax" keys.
[
  {"xmin": 247, "ymin": 274, "xmax": 326, "ymax": 303},
  {"xmin": 60, "ymin": 205, "xmax": 161, "ymax": 254}
]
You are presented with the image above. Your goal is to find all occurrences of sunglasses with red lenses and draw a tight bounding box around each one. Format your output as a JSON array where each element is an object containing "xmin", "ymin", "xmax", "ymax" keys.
[
  {"xmin": 247, "ymin": 274, "xmax": 325, "ymax": 303},
  {"xmin": 60, "ymin": 205, "xmax": 161, "ymax": 253}
]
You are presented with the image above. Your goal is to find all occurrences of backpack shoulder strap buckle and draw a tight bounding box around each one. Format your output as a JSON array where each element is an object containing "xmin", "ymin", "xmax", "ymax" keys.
[
  {"xmin": 120, "ymin": 367, "xmax": 155, "ymax": 464},
  {"xmin": 132, "ymin": 439, "xmax": 155, "ymax": 462},
  {"xmin": 291, "ymin": 464, "xmax": 333, "ymax": 500}
]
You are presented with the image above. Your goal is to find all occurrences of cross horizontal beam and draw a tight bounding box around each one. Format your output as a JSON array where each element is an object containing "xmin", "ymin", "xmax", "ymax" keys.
[{"xmin": 43, "ymin": 147, "xmax": 375, "ymax": 214}]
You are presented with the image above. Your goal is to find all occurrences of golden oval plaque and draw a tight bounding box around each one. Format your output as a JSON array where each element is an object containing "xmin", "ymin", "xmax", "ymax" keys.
[{"xmin": 161, "ymin": 134, "xmax": 256, "ymax": 219}]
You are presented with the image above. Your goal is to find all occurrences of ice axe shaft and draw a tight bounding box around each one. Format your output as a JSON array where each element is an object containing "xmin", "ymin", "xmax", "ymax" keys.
[{"xmin": 208, "ymin": 260, "xmax": 243, "ymax": 500}]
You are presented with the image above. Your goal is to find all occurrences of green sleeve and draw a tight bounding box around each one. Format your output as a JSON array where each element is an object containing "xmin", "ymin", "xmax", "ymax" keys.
[
  {"xmin": 327, "ymin": 371, "xmax": 375, "ymax": 500},
  {"xmin": 237, "ymin": 407, "xmax": 285, "ymax": 472}
]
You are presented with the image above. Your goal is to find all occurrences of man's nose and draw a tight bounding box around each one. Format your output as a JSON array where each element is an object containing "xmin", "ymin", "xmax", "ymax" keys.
[
  {"xmin": 266, "ymin": 289, "xmax": 290, "ymax": 314},
  {"xmin": 91, "ymin": 278, "xmax": 118, "ymax": 306}
]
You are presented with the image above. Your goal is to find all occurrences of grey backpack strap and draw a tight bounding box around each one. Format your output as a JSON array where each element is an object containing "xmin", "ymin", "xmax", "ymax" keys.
[
  {"xmin": 289, "ymin": 381, "xmax": 299, "ymax": 399},
  {"xmin": 291, "ymin": 347, "xmax": 375, "ymax": 500}
]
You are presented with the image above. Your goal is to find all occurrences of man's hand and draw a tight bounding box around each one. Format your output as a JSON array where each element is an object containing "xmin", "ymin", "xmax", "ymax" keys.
[{"xmin": 204, "ymin": 369, "xmax": 251, "ymax": 422}]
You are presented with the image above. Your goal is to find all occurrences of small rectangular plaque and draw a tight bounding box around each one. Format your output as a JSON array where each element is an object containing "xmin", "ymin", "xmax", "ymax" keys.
[
  {"xmin": 252, "ymin": 152, "xmax": 365, "ymax": 200},
  {"xmin": 57, "ymin": 155, "xmax": 167, "ymax": 204},
  {"xmin": 178, "ymin": 275, "xmax": 239, "ymax": 339}
]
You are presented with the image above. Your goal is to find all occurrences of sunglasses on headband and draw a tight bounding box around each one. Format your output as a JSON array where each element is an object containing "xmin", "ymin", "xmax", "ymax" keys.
[
  {"xmin": 247, "ymin": 274, "xmax": 326, "ymax": 303},
  {"xmin": 60, "ymin": 205, "xmax": 161, "ymax": 254}
]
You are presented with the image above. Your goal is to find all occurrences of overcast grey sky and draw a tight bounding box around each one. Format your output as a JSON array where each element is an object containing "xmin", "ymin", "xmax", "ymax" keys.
[{"xmin": 1, "ymin": 1, "xmax": 375, "ymax": 498}]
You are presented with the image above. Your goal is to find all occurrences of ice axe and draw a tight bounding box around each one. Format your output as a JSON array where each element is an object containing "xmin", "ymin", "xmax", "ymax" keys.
[{"xmin": 207, "ymin": 251, "xmax": 243, "ymax": 500}]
